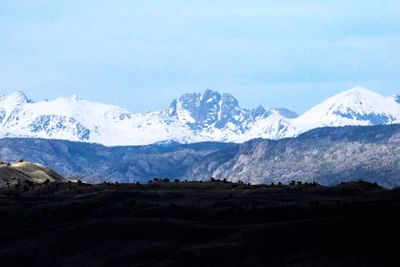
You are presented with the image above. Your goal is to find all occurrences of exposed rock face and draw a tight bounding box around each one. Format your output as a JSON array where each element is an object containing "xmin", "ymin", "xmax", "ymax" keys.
[
  {"xmin": 191, "ymin": 125, "xmax": 400, "ymax": 188},
  {"xmin": 166, "ymin": 89, "xmax": 271, "ymax": 132}
]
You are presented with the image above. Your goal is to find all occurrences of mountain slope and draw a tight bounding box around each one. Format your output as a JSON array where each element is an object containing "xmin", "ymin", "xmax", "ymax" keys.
[
  {"xmin": 0, "ymin": 161, "xmax": 66, "ymax": 187},
  {"xmin": 1, "ymin": 124, "xmax": 400, "ymax": 187},
  {"xmin": 0, "ymin": 138, "xmax": 236, "ymax": 183},
  {"xmin": 199, "ymin": 124, "xmax": 400, "ymax": 188},
  {"xmin": 0, "ymin": 91, "xmax": 199, "ymax": 146}
]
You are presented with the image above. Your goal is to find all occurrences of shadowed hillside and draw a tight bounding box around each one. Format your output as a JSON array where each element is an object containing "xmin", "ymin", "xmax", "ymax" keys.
[
  {"xmin": 0, "ymin": 139, "xmax": 236, "ymax": 183},
  {"xmin": 2, "ymin": 124, "xmax": 400, "ymax": 187},
  {"xmin": 203, "ymin": 124, "xmax": 400, "ymax": 187},
  {"xmin": 0, "ymin": 180, "xmax": 400, "ymax": 266}
]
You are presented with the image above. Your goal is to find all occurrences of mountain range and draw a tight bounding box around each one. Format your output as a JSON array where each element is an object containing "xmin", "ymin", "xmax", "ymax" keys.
[
  {"xmin": 1, "ymin": 124, "xmax": 400, "ymax": 187},
  {"xmin": 1, "ymin": 86, "xmax": 400, "ymax": 146}
]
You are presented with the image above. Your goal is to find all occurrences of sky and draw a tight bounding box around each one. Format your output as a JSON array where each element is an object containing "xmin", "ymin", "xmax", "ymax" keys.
[{"xmin": 0, "ymin": 0, "xmax": 399, "ymax": 114}]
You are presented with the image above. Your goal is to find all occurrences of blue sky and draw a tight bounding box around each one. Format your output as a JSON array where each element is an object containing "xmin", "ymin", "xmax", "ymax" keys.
[{"xmin": 0, "ymin": 0, "xmax": 399, "ymax": 113}]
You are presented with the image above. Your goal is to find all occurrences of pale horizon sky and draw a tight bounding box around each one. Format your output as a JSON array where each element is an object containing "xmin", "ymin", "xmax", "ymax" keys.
[{"xmin": 1, "ymin": 1, "xmax": 399, "ymax": 114}]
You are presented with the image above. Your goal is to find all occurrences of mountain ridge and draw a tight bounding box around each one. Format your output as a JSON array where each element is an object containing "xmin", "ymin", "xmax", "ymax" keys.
[
  {"xmin": 1, "ymin": 124, "xmax": 400, "ymax": 187},
  {"xmin": 1, "ymin": 87, "xmax": 399, "ymax": 146}
]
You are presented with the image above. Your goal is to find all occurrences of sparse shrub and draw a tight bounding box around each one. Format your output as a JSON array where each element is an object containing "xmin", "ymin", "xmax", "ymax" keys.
[
  {"xmin": 18, "ymin": 159, "xmax": 24, "ymax": 163},
  {"xmin": 163, "ymin": 178, "xmax": 170, "ymax": 183},
  {"xmin": 7, "ymin": 163, "xmax": 11, "ymax": 167},
  {"xmin": 174, "ymin": 179, "xmax": 180, "ymax": 183}
]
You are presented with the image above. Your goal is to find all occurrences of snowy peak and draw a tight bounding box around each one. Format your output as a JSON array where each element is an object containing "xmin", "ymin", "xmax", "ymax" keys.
[
  {"xmin": 1, "ymin": 90, "xmax": 30, "ymax": 104},
  {"xmin": 8, "ymin": 90, "xmax": 29, "ymax": 102},
  {"xmin": 341, "ymin": 86, "xmax": 375, "ymax": 96},
  {"xmin": 167, "ymin": 89, "xmax": 242, "ymax": 129},
  {"xmin": 0, "ymin": 91, "xmax": 33, "ymax": 126},
  {"xmin": 319, "ymin": 87, "xmax": 398, "ymax": 120},
  {"xmin": 165, "ymin": 89, "xmax": 284, "ymax": 135},
  {"xmin": 292, "ymin": 87, "xmax": 400, "ymax": 132},
  {"xmin": 330, "ymin": 87, "xmax": 391, "ymax": 114}
]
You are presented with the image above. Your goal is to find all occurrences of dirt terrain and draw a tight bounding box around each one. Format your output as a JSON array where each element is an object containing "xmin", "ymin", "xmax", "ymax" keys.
[
  {"xmin": 0, "ymin": 161, "xmax": 66, "ymax": 188},
  {"xmin": 1, "ymin": 180, "xmax": 400, "ymax": 267}
]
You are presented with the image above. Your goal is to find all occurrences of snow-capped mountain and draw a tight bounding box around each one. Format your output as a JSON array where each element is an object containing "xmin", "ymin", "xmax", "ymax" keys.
[
  {"xmin": 166, "ymin": 89, "xmax": 270, "ymax": 130},
  {"xmin": 0, "ymin": 91, "xmax": 200, "ymax": 146},
  {"xmin": 164, "ymin": 89, "xmax": 281, "ymax": 141},
  {"xmin": 287, "ymin": 87, "xmax": 400, "ymax": 136},
  {"xmin": 0, "ymin": 87, "xmax": 399, "ymax": 146}
]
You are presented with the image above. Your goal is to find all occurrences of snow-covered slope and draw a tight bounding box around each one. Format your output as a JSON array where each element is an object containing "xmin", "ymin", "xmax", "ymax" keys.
[
  {"xmin": 287, "ymin": 87, "xmax": 400, "ymax": 136},
  {"xmin": 0, "ymin": 87, "xmax": 399, "ymax": 146},
  {"xmin": 0, "ymin": 91, "xmax": 202, "ymax": 146}
]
